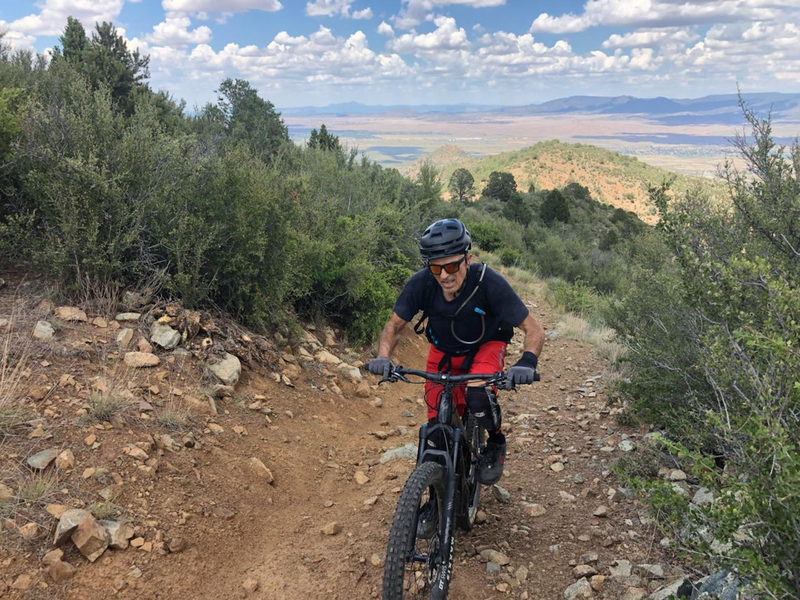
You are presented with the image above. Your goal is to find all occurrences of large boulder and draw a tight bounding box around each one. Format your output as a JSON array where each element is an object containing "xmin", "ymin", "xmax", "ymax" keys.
[
  {"xmin": 150, "ymin": 322, "xmax": 181, "ymax": 350},
  {"xmin": 207, "ymin": 353, "xmax": 241, "ymax": 386}
]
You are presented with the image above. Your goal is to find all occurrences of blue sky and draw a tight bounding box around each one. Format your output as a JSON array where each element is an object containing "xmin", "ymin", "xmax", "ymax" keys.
[{"xmin": 2, "ymin": 0, "xmax": 799, "ymax": 108}]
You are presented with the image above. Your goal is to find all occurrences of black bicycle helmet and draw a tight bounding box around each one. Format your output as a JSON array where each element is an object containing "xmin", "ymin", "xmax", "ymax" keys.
[{"xmin": 419, "ymin": 218, "xmax": 471, "ymax": 260}]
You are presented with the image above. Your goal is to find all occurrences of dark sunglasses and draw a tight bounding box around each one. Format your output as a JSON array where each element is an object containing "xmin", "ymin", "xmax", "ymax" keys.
[{"xmin": 428, "ymin": 255, "xmax": 466, "ymax": 276}]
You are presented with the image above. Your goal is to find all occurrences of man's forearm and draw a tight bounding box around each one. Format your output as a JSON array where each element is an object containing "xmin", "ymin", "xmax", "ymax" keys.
[
  {"xmin": 377, "ymin": 314, "xmax": 407, "ymax": 358},
  {"xmin": 520, "ymin": 315, "xmax": 545, "ymax": 358}
]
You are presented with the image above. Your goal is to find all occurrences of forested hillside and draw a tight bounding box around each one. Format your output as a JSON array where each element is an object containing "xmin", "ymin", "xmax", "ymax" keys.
[{"xmin": 408, "ymin": 140, "xmax": 725, "ymax": 223}]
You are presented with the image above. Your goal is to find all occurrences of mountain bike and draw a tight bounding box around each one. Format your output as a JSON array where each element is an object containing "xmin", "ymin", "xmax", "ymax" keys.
[{"xmin": 381, "ymin": 366, "xmax": 539, "ymax": 600}]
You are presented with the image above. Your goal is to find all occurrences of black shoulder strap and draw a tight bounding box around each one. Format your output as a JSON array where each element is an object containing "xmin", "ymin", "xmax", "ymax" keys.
[{"xmin": 413, "ymin": 272, "xmax": 438, "ymax": 335}]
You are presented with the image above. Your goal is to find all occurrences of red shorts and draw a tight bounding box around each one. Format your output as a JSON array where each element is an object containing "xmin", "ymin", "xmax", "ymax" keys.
[{"xmin": 423, "ymin": 341, "xmax": 507, "ymax": 420}]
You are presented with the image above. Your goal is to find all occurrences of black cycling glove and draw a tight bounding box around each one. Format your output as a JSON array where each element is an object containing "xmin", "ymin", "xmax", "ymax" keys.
[
  {"xmin": 508, "ymin": 351, "xmax": 538, "ymax": 386},
  {"xmin": 368, "ymin": 357, "xmax": 394, "ymax": 379}
]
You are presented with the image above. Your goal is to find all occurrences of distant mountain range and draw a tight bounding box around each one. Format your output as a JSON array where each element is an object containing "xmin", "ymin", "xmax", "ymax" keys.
[{"xmin": 280, "ymin": 93, "xmax": 800, "ymax": 125}]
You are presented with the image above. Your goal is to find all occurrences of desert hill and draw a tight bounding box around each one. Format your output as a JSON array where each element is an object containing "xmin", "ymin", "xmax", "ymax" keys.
[{"xmin": 406, "ymin": 140, "xmax": 725, "ymax": 223}]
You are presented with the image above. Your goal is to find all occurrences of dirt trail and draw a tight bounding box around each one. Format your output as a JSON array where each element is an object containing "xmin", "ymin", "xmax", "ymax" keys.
[{"xmin": 1, "ymin": 276, "xmax": 672, "ymax": 600}]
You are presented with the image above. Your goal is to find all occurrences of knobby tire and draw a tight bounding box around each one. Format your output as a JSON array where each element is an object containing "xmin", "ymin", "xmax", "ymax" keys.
[{"xmin": 383, "ymin": 461, "xmax": 447, "ymax": 600}]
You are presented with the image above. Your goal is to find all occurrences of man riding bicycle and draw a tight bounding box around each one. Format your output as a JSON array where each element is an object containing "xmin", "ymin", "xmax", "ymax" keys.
[{"xmin": 368, "ymin": 218, "xmax": 545, "ymax": 485}]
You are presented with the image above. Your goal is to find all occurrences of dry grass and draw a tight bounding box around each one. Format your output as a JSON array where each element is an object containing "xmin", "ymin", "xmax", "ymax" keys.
[
  {"xmin": 88, "ymin": 389, "xmax": 135, "ymax": 422},
  {"xmin": 0, "ymin": 309, "xmax": 35, "ymax": 437},
  {"xmin": 477, "ymin": 251, "xmax": 548, "ymax": 300},
  {"xmin": 157, "ymin": 400, "xmax": 191, "ymax": 429},
  {"xmin": 551, "ymin": 313, "xmax": 627, "ymax": 365},
  {"xmin": 15, "ymin": 470, "xmax": 57, "ymax": 504}
]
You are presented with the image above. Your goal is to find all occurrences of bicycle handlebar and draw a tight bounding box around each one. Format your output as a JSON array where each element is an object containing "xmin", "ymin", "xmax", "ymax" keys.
[{"xmin": 386, "ymin": 366, "xmax": 540, "ymax": 390}]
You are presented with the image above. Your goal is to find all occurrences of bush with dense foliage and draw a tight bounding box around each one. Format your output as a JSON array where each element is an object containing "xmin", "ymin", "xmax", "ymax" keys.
[{"xmin": 610, "ymin": 108, "xmax": 799, "ymax": 597}]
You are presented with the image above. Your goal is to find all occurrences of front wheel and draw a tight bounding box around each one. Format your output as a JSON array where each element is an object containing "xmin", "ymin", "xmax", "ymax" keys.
[{"xmin": 383, "ymin": 461, "xmax": 448, "ymax": 600}]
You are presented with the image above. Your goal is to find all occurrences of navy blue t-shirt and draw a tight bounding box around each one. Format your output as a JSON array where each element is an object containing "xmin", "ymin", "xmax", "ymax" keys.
[{"xmin": 394, "ymin": 263, "xmax": 529, "ymax": 355}]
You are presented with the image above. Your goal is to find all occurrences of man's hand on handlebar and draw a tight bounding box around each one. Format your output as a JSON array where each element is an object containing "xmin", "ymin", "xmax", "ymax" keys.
[
  {"xmin": 507, "ymin": 351, "xmax": 538, "ymax": 388},
  {"xmin": 368, "ymin": 357, "xmax": 394, "ymax": 380}
]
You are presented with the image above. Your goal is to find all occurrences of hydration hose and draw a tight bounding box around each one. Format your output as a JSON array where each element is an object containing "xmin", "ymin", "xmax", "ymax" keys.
[{"xmin": 450, "ymin": 263, "xmax": 487, "ymax": 345}]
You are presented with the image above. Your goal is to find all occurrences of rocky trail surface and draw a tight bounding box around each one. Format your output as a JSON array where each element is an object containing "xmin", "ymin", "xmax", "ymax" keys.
[{"xmin": 0, "ymin": 272, "xmax": 695, "ymax": 600}]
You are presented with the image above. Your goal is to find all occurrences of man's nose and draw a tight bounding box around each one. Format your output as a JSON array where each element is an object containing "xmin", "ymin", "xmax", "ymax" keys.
[{"xmin": 438, "ymin": 269, "xmax": 450, "ymax": 280}]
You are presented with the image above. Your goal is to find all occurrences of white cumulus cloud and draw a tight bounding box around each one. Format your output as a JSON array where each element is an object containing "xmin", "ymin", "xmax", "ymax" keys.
[
  {"xmin": 306, "ymin": 0, "xmax": 373, "ymax": 19},
  {"xmin": 602, "ymin": 28, "xmax": 699, "ymax": 49},
  {"xmin": 144, "ymin": 14, "xmax": 212, "ymax": 46},
  {"xmin": 5, "ymin": 0, "xmax": 125, "ymax": 37},
  {"xmin": 377, "ymin": 21, "xmax": 395, "ymax": 36},
  {"xmin": 531, "ymin": 0, "xmax": 789, "ymax": 34},
  {"xmin": 394, "ymin": 0, "xmax": 506, "ymax": 30},
  {"xmin": 388, "ymin": 16, "xmax": 469, "ymax": 53}
]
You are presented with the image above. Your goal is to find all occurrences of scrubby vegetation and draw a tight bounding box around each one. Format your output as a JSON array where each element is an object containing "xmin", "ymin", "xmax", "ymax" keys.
[
  {"xmin": 0, "ymin": 26, "xmax": 440, "ymax": 343},
  {"xmin": 609, "ymin": 108, "xmax": 799, "ymax": 597}
]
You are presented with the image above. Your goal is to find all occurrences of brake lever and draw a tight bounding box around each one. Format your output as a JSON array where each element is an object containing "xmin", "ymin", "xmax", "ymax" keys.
[{"xmin": 385, "ymin": 367, "xmax": 410, "ymax": 384}]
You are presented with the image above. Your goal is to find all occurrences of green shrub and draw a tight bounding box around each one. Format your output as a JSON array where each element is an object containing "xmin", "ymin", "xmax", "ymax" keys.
[
  {"xmin": 498, "ymin": 247, "xmax": 522, "ymax": 266},
  {"xmin": 467, "ymin": 219, "xmax": 503, "ymax": 252},
  {"xmin": 546, "ymin": 278, "xmax": 602, "ymax": 316},
  {"xmin": 609, "ymin": 109, "xmax": 800, "ymax": 596}
]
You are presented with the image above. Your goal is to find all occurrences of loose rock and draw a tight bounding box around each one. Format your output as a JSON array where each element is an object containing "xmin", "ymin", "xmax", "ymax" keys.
[
  {"xmin": 33, "ymin": 320, "xmax": 55, "ymax": 341},
  {"xmin": 11, "ymin": 574, "xmax": 33, "ymax": 590},
  {"xmin": 100, "ymin": 520, "xmax": 135, "ymax": 550},
  {"xmin": 380, "ymin": 443, "xmax": 417, "ymax": 463},
  {"xmin": 150, "ymin": 322, "xmax": 181, "ymax": 350},
  {"xmin": 563, "ymin": 577, "xmax": 594, "ymax": 599},
  {"xmin": 521, "ymin": 502, "xmax": 547, "ymax": 517},
  {"xmin": 54, "ymin": 509, "xmax": 92, "ymax": 545},
  {"xmin": 0, "ymin": 483, "xmax": 13, "ymax": 501},
  {"xmin": 71, "ymin": 514, "xmax": 110, "ymax": 562},
  {"xmin": 492, "ymin": 485, "xmax": 511, "ymax": 503},
  {"xmin": 55, "ymin": 449, "xmax": 75, "ymax": 470},
  {"xmin": 55, "ymin": 306, "xmax": 87, "ymax": 322},
  {"xmin": 207, "ymin": 353, "xmax": 241, "ymax": 386},
  {"xmin": 48, "ymin": 560, "xmax": 77, "ymax": 582},
  {"xmin": 249, "ymin": 458, "xmax": 274, "ymax": 484},
  {"xmin": 115, "ymin": 312, "xmax": 141, "ymax": 321},
  {"xmin": 124, "ymin": 352, "xmax": 160, "ymax": 368},
  {"xmin": 116, "ymin": 328, "xmax": 134, "ymax": 349},
  {"xmin": 27, "ymin": 448, "xmax": 59, "ymax": 470},
  {"xmin": 19, "ymin": 522, "xmax": 38, "ymax": 540},
  {"xmin": 321, "ymin": 522, "xmax": 342, "ymax": 535},
  {"xmin": 480, "ymin": 549, "xmax": 510, "ymax": 565}
]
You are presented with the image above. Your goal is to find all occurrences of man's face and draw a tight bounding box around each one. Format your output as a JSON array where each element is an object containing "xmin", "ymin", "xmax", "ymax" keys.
[{"xmin": 429, "ymin": 253, "xmax": 471, "ymax": 295}]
